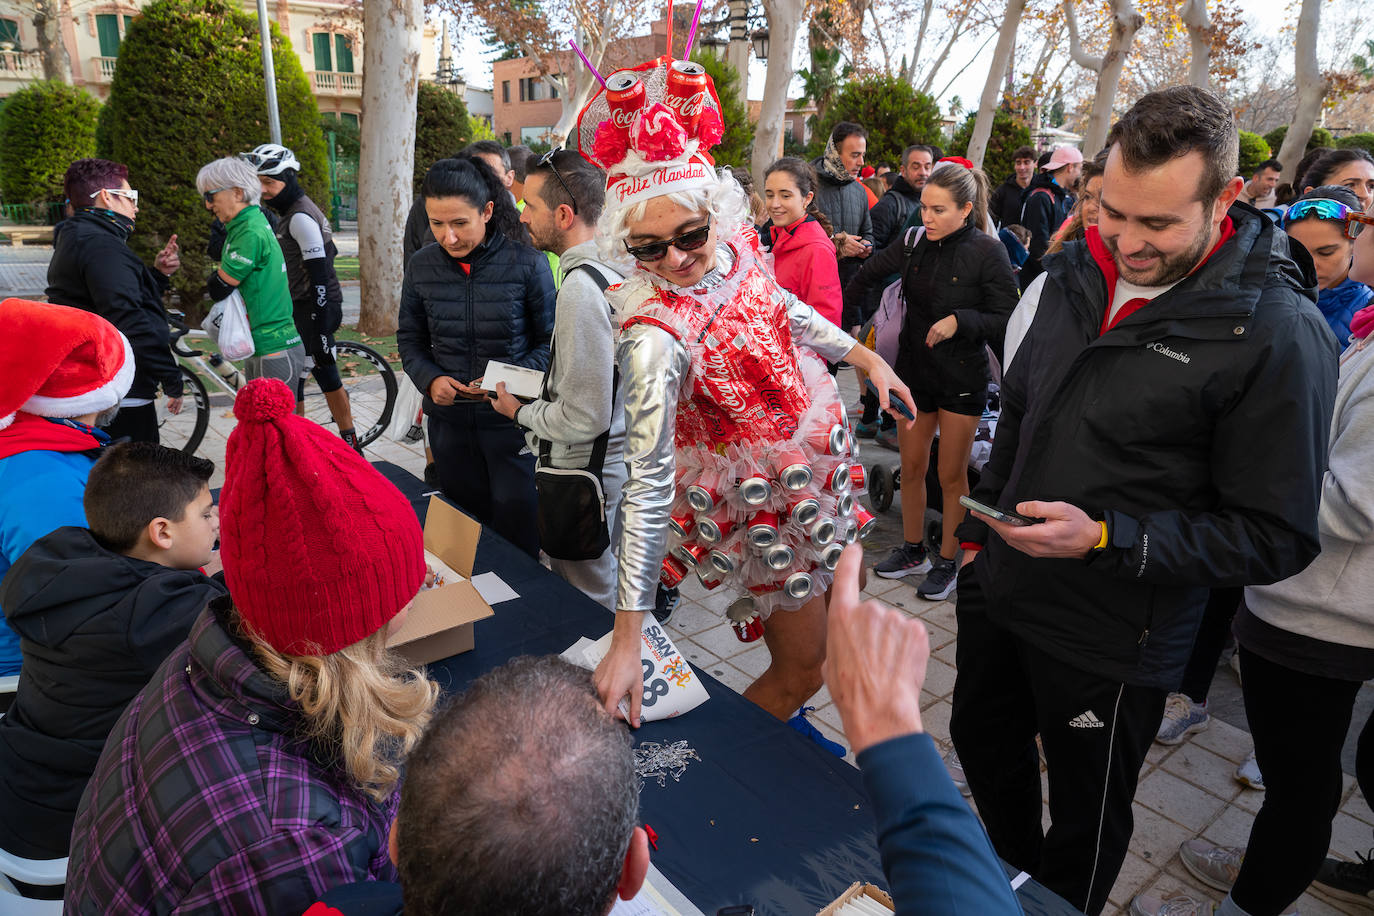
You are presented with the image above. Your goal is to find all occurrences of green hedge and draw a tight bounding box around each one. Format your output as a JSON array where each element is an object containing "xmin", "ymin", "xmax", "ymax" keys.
[
  {"xmin": 96, "ymin": 0, "xmax": 327, "ymax": 300},
  {"xmin": 1337, "ymin": 133, "xmax": 1374, "ymax": 155},
  {"xmin": 1236, "ymin": 130, "xmax": 1272, "ymax": 177},
  {"xmin": 1264, "ymin": 124, "xmax": 1334, "ymax": 156},
  {"xmin": 806, "ymin": 76, "xmax": 944, "ymax": 173},
  {"xmin": 948, "ymin": 109, "xmax": 1033, "ymax": 186},
  {"xmin": 413, "ymin": 81, "xmax": 472, "ymax": 192},
  {"xmin": 0, "ymin": 81, "xmax": 99, "ymax": 206}
]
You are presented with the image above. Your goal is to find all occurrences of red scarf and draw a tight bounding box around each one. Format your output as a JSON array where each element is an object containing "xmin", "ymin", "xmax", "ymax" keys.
[{"xmin": 0, "ymin": 413, "xmax": 104, "ymax": 461}]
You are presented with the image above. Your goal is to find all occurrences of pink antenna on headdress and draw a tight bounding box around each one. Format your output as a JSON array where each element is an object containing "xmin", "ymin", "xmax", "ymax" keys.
[
  {"xmin": 665, "ymin": 0, "xmax": 673, "ymax": 57},
  {"xmin": 683, "ymin": 0, "xmax": 706, "ymax": 58},
  {"xmin": 567, "ymin": 39, "xmax": 607, "ymax": 88}
]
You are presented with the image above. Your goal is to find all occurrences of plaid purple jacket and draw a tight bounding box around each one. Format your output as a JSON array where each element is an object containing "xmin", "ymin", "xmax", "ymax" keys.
[{"xmin": 66, "ymin": 603, "xmax": 399, "ymax": 914}]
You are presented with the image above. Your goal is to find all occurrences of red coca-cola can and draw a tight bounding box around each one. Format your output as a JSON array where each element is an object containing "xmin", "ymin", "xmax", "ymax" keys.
[
  {"xmin": 709, "ymin": 540, "xmax": 744, "ymax": 575},
  {"xmin": 696, "ymin": 502, "xmax": 735, "ymax": 545},
  {"xmin": 733, "ymin": 615, "xmax": 765, "ymax": 642},
  {"xmin": 843, "ymin": 518, "xmax": 859, "ymax": 543},
  {"xmin": 784, "ymin": 570, "xmax": 814, "ymax": 600},
  {"xmin": 664, "ymin": 59, "xmax": 708, "ymax": 134},
  {"xmin": 673, "ymin": 541, "xmax": 711, "ymax": 568},
  {"xmin": 660, "ymin": 554, "xmax": 688, "ymax": 588},
  {"xmin": 827, "ymin": 462, "xmax": 851, "ymax": 494},
  {"xmin": 747, "ymin": 579, "xmax": 785, "ymax": 595},
  {"xmin": 772, "ymin": 446, "xmax": 812, "ymax": 491},
  {"xmin": 763, "ymin": 543, "xmax": 795, "ymax": 571},
  {"xmin": 855, "ymin": 505, "xmax": 877, "ymax": 539},
  {"xmin": 786, "ymin": 497, "xmax": 821, "ymax": 528},
  {"xmin": 849, "ymin": 464, "xmax": 867, "ymax": 491},
  {"xmin": 686, "ymin": 470, "xmax": 722, "ymax": 513},
  {"xmin": 604, "ymin": 70, "xmax": 646, "ymax": 141},
  {"xmin": 745, "ymin": 509, "xmax": 780, "ymax": 548},
  {"xmin": 821, "ymin": 542, "xmax": 844, "ymax": 570},
  {"xmin": 696, "ymin": 567, "xmax": 723, "ymax": 590},
  {"xmin": 668, "ymin": 507, "xmax": 696, "ymax": 539},
  {"xmin": 738, "ymin": 475, "xmax": 772, "ymax": 506},
  {"xmin": 807, "ymin": 422, "xmax": 848, "ymax": 457},
  {"xmin": 836, "ymin": 493, "xmax": 856, "ymax": 517}
]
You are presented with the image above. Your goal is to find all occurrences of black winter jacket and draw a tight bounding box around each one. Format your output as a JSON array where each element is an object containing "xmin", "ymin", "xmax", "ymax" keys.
[
  {"xmin": 843, "ymin": 224, "xmax": 1018, "ymax": 389},
  {"xmin": 955, "ymin": 206, "xmax": 1339, "ymax": 690},
  {"xmin": 870, "ymin": 176, "xmax": 922, "ymax": 250},
  {"xmin": 398, "ymin": 231, "xmax": 556, "ymax": 423},
  {"xmin": 45, "ymin": 211, "xmax": 182, "ymax": 401},
  {"xmin": 0, "ymin": 526, "xmax": 225, "ymax": 858},
  {"xmin": 989, "ymin": 175, "xmax": 1029, "ymax": 230},
  {"xmin": 1018, "ymin": 172, "xmax": 1072, "ymax": 285}
]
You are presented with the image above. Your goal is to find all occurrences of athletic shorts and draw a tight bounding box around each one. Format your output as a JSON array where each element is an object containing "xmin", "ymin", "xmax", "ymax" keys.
[{"xmin": 245, "ymin": 344, "xmax": 308, "ymax": 386}]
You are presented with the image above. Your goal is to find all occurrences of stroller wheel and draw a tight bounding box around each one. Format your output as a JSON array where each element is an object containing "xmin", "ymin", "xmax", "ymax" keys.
[{"xmin": 869, "ymin": 463, "xmax": 895, "ymax": 512}]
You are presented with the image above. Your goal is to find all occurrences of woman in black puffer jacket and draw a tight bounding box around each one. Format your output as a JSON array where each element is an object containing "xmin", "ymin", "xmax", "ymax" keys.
[
  {"xmin": 842, "ymin": 161, "xmax": 1018, "ymax": 599},
  {"xmin": 398, "ymin": 155, "xmax": 555, "ymax": 557}
]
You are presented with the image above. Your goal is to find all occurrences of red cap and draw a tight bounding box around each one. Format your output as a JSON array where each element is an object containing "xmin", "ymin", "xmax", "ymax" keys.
[{"xmin": 220, "ymin": 379, "xmax": 425, "ymax": 656}]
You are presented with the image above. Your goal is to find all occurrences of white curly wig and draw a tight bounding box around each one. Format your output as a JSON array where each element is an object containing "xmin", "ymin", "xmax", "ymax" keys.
[{"xmin": 597, "ymin": 167, "xmax": 753, "ymax": 263}]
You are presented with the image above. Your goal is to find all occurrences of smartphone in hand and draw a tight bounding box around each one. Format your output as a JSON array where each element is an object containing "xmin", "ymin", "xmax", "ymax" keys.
[
  {"xmin": 864, "ymin": 378, "xmax": 915, "ymax": 421},
  {"xmin": 959, "ymin": 495, "xmax": 1045, "ymax": 527}
]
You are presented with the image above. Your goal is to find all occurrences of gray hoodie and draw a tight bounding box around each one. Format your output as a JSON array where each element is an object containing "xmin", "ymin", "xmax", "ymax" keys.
[
  {"xmin": 1245, "ymin": 340, "xmax": 1374, "ymax": 647},
  {"xmin": 516, "ymin": 240, "xmax": 627, "ymax": 469}
]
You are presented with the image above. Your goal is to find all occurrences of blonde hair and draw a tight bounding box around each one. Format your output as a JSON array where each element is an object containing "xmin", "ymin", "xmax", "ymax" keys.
[{"xmin": 246, "ymin": 621, "xmax": 439, "ymax": 802}]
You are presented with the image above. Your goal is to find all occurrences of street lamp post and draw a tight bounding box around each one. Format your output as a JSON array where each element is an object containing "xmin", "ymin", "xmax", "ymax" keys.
[
  {"xmin": 750, "ymin": 28, "xmax": 769, "ymax": 61},
  {"xmin": 255, "ymin": 0, "xmax": 282, "ymax": 144}
]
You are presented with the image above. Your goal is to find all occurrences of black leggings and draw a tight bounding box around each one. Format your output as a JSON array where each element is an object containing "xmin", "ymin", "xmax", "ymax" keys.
[
  {"xmin": 1230, "ymin": 646, "xmax": 1374, "ymax": 914},
  {"xmin": 1178, "ymin": 587, "xmax": 1242, "ymax": 703}
]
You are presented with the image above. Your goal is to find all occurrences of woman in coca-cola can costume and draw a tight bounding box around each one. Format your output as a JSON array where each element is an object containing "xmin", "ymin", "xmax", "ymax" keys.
[{"xmin": 575, "ymin": 55, "xmax": 915, "ymax": 728}]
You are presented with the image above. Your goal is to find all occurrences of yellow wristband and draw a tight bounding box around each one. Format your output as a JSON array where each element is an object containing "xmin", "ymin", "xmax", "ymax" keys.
[{"xmin": 1094, "ymin": 521, "xmax": 1109, "ymax": 551}]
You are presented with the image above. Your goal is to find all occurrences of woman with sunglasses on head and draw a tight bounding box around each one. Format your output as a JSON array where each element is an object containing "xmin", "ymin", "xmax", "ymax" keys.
[
  {"xmin": 576, "ymin": 60, "xmax": 912, "ymax": 747},
  {"xmin": 44, "ymin": 159, "xmax": 184, "ymax": 444},
  {"xmin": 1284, "ymin": 187, "xmax": 1374, "ymax": 351},
  {"xmin": 1300, "ymin": 148, "xmax": 1374, "ymax": 213},
  {"xmin": 196, "ymin": 157, "xmax": 304, "ymax": 385},
  {"xmin": 396, "ymin": 154, "xmax": 555, "ymax": 559}
]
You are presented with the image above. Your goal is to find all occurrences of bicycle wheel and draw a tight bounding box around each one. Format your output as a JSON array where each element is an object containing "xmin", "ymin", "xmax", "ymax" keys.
[
  {"xmin": 301, "ymin": 340, "xmax": 397, "ymax": 448},
  {"xmin": 158, "ymin": 368, "xmax": 210, "ymax": 455}
]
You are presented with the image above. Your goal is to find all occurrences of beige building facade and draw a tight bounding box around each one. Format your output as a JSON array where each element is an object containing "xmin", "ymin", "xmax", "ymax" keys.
[{"xmin": 0, "ymin": 0, "xmax": 438, "ymax": 126}]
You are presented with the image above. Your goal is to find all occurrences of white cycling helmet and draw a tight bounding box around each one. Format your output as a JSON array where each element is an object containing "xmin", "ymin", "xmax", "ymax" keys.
[{"xmin": 241, "ymin": 143, "xmax": 300, "ymax": 176}]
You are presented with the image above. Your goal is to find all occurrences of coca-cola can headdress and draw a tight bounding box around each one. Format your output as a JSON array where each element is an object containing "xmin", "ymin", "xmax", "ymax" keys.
[{"xmin": 570, "ymin": 39, "xmax": 727, "ymax": 214}]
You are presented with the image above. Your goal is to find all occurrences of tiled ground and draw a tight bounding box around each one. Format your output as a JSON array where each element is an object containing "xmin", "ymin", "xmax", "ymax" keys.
[{"xmin": 185, "ymin": 341, "xmax": 1373, "ymax": 916}]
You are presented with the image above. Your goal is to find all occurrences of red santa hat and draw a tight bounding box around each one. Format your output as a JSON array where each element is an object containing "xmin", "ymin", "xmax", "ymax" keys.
[{"xmin": 0, "ymin": 298, "xmax": 135, "ymax": 430}]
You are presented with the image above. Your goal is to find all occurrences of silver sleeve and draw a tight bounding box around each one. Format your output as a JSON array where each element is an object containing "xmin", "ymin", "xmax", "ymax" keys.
[
  {"xmin": 785, "ymin": 292, "xmax": 858, "ymax": 362},
  {"xmin": 614, "ymin": 322, "xmax": 690, "ymax": 612}
]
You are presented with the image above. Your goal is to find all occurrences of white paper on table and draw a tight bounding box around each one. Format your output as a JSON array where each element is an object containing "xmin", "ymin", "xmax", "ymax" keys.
[
  {"xmin": 564, "ymin": 616, "xmax": 709, "ymax": 722},
  {"xmin": 470, "ymin": 571, "xmax": 519, "ymax": 604},
  {"xmin": 480, "ymin": 359, "xmax": 545, "ymax": 399},
  {"xmin": 608, "ymin": 863, "xmax": 706, "ymax": 916}
]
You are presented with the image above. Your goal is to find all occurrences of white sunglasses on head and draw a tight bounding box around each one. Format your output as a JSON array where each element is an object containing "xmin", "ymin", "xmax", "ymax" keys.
[{"xmin": 91, "ymin": 188, "xmax": 138, "ymax": 205}]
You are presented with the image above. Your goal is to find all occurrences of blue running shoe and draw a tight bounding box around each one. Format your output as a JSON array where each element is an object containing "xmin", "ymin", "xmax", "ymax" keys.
[
  {"xmin": 788, "ymin": 707, "xmax": 846, "ymax": 757},
  {"xmin": 853, "ymin": 420, "xmax": 879, "ymax": 439}
]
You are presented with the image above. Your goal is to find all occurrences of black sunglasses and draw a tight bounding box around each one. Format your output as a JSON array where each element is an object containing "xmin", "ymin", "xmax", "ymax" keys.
[
  {"xmin": 537, "ymin": 148, "xmax": 578, "ymax": 216},
  {"xmin": 202, "ymin": 187, "xmax": 230, "ymax": 204},
  {"xmin": 623, "ymin": 216, "xmax": 713, "ymax": 262}
]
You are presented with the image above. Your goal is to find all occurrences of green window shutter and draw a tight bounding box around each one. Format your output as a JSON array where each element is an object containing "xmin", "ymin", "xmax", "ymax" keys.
[
  {"xmin": 334, "ymin": 34, "xmax": 354, "ymax": 73},
  {"xmin": 340, "ymin": 112, "xmax": 358, "ymax": 127},
  {"xmin": 312, "ymin": 32, "xmax": 332, "ymax": 72},
  {"xmin": 95, "ymin": 14, "xmax": 121, "ymax": 57},
  {"xmin": 122, "ymin": 15, "xmax": 134, "ymax": 34},
  {"xmin": 0, "ymin": 20, "xmax": 18, "ymax": 45}
]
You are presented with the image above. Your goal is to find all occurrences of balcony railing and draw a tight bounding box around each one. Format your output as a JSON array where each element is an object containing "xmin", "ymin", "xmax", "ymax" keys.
[
  {"xmin": 310, "ymin": 70, "xmax": 361, "ymax": 96},
  {"xmin": 0, "ymin": 49, "xmax": 43, "ymax": 77},
  {"xmin": 91, "ymin": 56, "xmax": 118, "ymax": 82}
]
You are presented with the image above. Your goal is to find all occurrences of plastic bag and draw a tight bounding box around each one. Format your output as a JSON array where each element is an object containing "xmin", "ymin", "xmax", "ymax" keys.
[
  {"xmin": 201, "ymin": 290, "xmax": 255, "ymax": 362},
  {"xmin": 386, "ymin": 373, "xmax": 426, "ymax": 443}
]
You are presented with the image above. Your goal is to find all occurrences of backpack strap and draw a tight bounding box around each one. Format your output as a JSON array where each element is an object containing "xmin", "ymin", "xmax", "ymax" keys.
[{"xmin": 538, "ymin": 262, "xmax": 621, "ymax": 477}]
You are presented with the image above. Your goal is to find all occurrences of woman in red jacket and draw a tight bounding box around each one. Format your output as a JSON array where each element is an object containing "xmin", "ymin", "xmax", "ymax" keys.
[{"xmin": 763, "ymin": 157, "xmax": 844, "ymax": 328}]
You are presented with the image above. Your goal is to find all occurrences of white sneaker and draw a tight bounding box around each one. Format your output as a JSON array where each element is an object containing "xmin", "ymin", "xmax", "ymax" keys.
[
  {"xmin": 945, "ymin": 748, "xmax": 972, "ymax": 796},
  {"xmin": 1156, "ymin": 692, "xmax": 1210, "ymax": 745},
  {"xmin": 1235, "ymin": 750, "xmax": 1265, "ymax": 790}
]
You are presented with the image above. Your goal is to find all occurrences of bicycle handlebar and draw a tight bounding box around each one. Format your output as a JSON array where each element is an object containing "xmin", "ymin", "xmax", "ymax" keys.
[{"xmin": 167, "ymin": 314, "xmax": 203, "ymax": 358}]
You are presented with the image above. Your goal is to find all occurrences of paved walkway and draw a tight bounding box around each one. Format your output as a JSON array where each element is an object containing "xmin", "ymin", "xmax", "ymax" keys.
[{"xmin": 10, "ymin": 233, "xmax": 1369, "ymax": 914}]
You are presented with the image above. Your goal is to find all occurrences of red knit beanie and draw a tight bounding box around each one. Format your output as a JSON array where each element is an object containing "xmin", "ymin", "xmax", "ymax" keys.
[{"xmin": 220, "ymin": 379, "xmax": 425, "ymax": 656}]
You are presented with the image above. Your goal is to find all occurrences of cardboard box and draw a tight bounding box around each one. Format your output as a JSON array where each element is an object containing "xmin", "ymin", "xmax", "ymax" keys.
[
  {"xmin": 816, "ymin": 882, "xmax": 895, "ymax": 916},
  {"xmin": 386, "ymin": 496, "xmax": 495, "ymax": 665}
]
